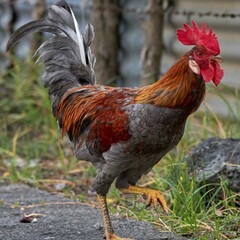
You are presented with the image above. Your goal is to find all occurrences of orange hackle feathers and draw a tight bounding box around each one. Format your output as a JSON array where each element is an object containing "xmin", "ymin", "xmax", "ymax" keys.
[{"xmin": 135, "ymin": 55, "xmax": 206, "ymax": 113}]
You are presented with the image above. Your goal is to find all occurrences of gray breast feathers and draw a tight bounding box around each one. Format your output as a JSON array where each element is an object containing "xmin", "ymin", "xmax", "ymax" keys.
[{"xmin": 102, "ymin": 104, "xmax": 187, "ymax": 168}]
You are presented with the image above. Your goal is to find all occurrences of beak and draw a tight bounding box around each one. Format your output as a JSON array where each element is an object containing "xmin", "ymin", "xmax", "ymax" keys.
[{"xmin": 211, "ymin": 55, "xmax": 223, "ymax": 63}]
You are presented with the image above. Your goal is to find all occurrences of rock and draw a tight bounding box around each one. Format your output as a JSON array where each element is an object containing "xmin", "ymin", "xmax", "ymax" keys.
[
  {"xmin": 186, "ymin": 138, "xmax": 240, "ymax": 193},
  {"xmin": 0, "ymin": 184, "xmax": 188, "ymax": 240}
]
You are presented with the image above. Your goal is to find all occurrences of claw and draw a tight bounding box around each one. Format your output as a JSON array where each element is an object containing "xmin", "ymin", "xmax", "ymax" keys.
[
  {"xmin": 105, "ymin": 233, "xmax": 134, "ymax": 240},
  {"xmin": 120, "ymin": 185, "xmax": 168, "ymax": 213},
  {"xmin": 145, "ymin": 189, "xmax": 169, "ymax": 212}
]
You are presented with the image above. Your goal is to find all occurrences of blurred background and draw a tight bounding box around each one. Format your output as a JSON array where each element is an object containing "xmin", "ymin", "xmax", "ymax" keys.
[{"xmin": 1, "ymin": 0, "xmax": 240, "ymax": 115}]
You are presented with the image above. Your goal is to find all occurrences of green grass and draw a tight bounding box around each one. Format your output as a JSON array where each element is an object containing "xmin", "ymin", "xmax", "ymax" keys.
[{"xmin": 1, "ymin": 59, "xmax": 240, "ymax": 239}]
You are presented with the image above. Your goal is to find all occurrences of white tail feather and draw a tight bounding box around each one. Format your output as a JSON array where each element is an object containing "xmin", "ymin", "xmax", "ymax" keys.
[{"xmin": 70, "ymin": 7, "xmax": 86, "ymax": 66}]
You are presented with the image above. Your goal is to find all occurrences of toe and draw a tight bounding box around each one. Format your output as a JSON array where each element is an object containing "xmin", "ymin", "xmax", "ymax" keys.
[
  {"xmin": 146, "ymin": 195, "xmax": 152, "ymax": 208},
  {"xmin": 144, "ymin": 190, "xmax": 169, "ymax": 211},
  {"xmin": 157, "ymin": 194, "xmax": 168, "ymax": 212},
  {"xmin": 107, "ymin": 233, "xmax": 134, "ymax": 240}
]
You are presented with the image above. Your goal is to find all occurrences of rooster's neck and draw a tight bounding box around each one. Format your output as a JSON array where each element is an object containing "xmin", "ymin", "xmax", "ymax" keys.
[{"xmin": 135, "ymin": 55, "xmax": 206, "ymax": 114}]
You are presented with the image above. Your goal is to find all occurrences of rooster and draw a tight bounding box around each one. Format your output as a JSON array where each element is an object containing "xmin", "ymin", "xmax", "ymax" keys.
[{"xmin": 7, "ymin": 1, "xmax": 224, "ymax": 239}]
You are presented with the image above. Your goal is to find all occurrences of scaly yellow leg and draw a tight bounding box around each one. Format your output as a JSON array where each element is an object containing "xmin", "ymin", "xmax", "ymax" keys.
[
  {"xmin": 97, "ymin": 194, "xmax": 133, "ymax": 240},
  {"xmin": 120, "ymin": 185, "xmax": 169, "ymax": 212}
]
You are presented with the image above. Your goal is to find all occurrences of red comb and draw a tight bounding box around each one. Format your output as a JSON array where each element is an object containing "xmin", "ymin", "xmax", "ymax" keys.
[{"xmin": 177, "ymin": 20, "xmax": 220, "ymax": 55}]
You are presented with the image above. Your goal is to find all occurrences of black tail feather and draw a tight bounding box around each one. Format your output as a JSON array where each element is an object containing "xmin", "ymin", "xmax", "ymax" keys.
[{"xmin": 6, "ymin": 0, "xmax": 96, "ymax": 116}]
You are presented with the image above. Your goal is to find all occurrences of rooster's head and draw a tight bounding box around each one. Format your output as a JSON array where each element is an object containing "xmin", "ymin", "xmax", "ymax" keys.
[{"xmin": 177, "ymin": 20, "xmax": 224, "ymax": 86}]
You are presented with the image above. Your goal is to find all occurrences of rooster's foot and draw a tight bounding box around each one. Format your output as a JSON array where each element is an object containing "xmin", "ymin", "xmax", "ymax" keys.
[
  {"xmin": 120, "ymin": 185, "xmax": 168, "ymax": 212},
  {"xmin": 104, "ymin": 232, "xmax": 133, "ymax": 240},
  {"xmin": 144, "ymin": 188, "xmax": 168, "ymax": 211}
]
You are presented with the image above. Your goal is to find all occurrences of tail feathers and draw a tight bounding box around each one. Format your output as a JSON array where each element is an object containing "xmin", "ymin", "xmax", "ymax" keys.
[{"xmin": 6, "ymin": 0, "xmax": 96, "ymax": 116}]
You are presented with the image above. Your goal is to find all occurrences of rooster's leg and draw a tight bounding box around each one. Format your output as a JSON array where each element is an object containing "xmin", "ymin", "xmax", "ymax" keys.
[
  {"xmin": 119, "ymin": 185, "xmax": 168, "ymax": 212},
  {"xmin": 97, "ymin": 194, "xmax": 133, "ymax": 240}
]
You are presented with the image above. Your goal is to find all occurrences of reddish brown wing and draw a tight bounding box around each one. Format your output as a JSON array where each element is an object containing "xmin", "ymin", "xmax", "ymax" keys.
[{"xmin": 57, "ymin": 86, "xmax": 135, "ymax": 155}]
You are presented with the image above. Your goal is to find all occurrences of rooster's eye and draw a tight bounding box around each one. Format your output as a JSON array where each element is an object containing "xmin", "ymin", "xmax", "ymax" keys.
[{"xmin": 197, "ymin": 51, "xmax": 203, "ymax": 57}]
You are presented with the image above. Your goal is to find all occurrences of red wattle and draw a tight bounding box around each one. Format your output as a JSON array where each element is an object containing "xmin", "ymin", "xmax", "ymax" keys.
[
  {"xmin": 212, "ymin": 62, "xmax": 224, "ymax": 86},
  {"xmin": 201, "ymin": 62, "xmax": 214, "ymax": 82},
  {"xmin": 201, "ymin": 62, "xmax": 224, "ymax": 85}
]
